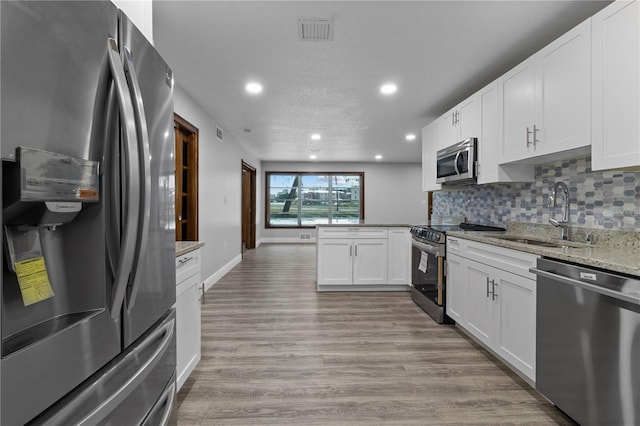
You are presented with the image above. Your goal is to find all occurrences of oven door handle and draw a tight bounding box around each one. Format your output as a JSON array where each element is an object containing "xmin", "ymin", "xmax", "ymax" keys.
[{"xmin": 411, "ymin": 240, "xmax": 441, "ymax": 256}]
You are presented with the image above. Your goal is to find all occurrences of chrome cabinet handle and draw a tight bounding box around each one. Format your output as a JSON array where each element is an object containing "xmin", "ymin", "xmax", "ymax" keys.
[
  {"xmin": 355, "ymin": 245, "xmax": 358, "ymax": 257},
  {"xmin": 533, "ymin": 124, "xmax": 539, "ymax": 146},
  {"xmin": 526, "ymin": 127, "xmax": 533, "ymax": 147},
  {"xmin": 492, "ymin": 280, "xmax": 498, "ymax": 300},
  {"xmin": 178, "ymin": 256, "xmax": 194, "ymax": 265},
  {"xmin": 486, "ymin": 277, "xmax": 490, "ymax": 298}
]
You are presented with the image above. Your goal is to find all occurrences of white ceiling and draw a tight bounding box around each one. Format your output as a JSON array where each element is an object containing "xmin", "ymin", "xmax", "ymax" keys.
[{"xmin": 153, "ymin": 1, "xmax": 611, "ymax": 163}]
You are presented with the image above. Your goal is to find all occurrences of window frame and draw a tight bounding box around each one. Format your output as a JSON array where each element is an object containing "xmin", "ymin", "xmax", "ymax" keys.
[{"xmin": 264, "ymin": 171, "xmax": 365, "ymax": 229}]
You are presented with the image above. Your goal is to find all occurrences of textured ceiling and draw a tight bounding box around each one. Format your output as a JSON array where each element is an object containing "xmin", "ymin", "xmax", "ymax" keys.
[{"xmin": 153, "ymin": 1, "xmax": 611, "ymax": 163}]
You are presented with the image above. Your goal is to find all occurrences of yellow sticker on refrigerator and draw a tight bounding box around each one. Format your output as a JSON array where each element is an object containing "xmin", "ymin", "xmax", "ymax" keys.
[{"xmin": 14, "ymin": 257, "xmax": 55, "ymax": 306}]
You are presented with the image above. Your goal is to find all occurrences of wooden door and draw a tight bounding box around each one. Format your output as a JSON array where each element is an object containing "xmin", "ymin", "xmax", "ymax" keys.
[
  {"xmin": 241, "ymin": 161, "xmax": 256, "ymax": 249},
  {"xmin": 175, "ymin": 114, "xmax": 199, "ymax": 241}
]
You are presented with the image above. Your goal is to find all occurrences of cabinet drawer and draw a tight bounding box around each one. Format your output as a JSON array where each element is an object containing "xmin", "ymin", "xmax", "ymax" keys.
[
  {"xmin": 176, "ymin": 248, "xmax": 201, "ymax": 285},
  {"xmin": 318, "ymin": 227, "xmax": 388, "ymax": 239},
  {"xmin": 449, "ymin": 238, "xmax": 538, "ymax": 280},
  {"xmin": 466, "ymin": 240, "xmax": 537, "ymax": 279}
]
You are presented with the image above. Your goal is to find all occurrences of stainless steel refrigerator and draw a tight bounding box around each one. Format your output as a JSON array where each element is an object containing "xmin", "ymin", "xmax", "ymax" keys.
[{"xmin": 1, "ymin": 1, "xmax": 177, "ymax": 424}]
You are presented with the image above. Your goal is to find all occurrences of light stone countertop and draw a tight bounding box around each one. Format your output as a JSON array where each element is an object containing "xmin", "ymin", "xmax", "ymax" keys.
[
  {"xmin": 176, "ymin": 241, "xmax": 205, "ymax": 257},
  {"xmin": 315, "ymin": 223, "xmax": 412, "ymax": 228},
  {"xmin": 447, "ymin": 223, "xmax": 640, "ymax": 277}
]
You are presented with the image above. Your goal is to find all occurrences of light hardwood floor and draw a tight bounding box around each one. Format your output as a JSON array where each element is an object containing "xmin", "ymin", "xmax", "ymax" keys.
[{"xmin": 177, "ymin": 243, "xmax": 574, "ymax": 425}]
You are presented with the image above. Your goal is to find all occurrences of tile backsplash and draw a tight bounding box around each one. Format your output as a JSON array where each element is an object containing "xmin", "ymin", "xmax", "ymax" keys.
[{"xmin": 432, "ymin": 156, "xmax": 640, "ymax": 231}]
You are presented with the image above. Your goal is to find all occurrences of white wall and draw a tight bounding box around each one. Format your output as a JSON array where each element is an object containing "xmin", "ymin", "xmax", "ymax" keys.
[
  {"xmin": 111, "ymin": 0, "xmax": 154, "ymax": 43},
  {"xmin": 261, "ymin": 162, "xmax": 427, "ymax": 242},
  {"xmin": 173, "ymin": 86, "xmax": 261, "ymax": 286}
]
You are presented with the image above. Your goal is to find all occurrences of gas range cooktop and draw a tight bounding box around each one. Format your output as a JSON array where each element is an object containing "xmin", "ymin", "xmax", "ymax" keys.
[{"xmin": 410, "ymin": 223, "xmax": 505, "ymax": 244}]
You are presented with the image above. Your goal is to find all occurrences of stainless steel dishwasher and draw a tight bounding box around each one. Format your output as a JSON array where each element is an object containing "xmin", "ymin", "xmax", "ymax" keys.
[{"xmin": 531, "ymin": 258, "xmax": 640, "ymax": 426}]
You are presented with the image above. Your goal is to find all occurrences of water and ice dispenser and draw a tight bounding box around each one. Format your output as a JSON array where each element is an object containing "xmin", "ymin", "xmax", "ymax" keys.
[{"xmin": 2, "ymin": 147, "xmax": 103, "ymax": 353}]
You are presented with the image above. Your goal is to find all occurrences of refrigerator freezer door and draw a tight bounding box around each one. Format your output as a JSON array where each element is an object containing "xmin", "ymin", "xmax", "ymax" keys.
[
  {"xmin": 119, "ymin": 11, "xmax": 177, "ymax": 347},
  {"xmin": 30, "ymin": 310, "xmax": 177, "ymax": 426}
]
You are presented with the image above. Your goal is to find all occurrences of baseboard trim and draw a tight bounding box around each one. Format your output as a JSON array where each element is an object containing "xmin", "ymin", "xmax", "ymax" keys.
[{"xmin": 202, "ymin": 253, "xmax": 242, "ymax": 291}]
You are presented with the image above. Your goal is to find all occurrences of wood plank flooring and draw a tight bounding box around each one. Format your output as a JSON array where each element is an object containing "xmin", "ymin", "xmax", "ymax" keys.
[{"xmin": 177, "ymin": 243, "xmax": 574, "ymax": 425}]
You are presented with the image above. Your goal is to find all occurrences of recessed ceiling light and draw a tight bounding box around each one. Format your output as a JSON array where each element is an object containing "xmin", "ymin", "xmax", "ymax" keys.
[
  {"xmin": 405, "ymin": 133, "xmax": 416, "ymax": 141},
  {"xmin": 245, "ymin": 82, "xmax": 263, "ymax": 94},
  {"xmin": 375, "ymin": 154, "xmax": 383, "ymax": 160},
  {"xmin": 309, "ymin": 154, "xmax": 317, "ymax": 160},
  {"xmin": 311, "ymin": 133, "xmax": 321, "ymax": 140},
  {"xmin": 380, "ymin": 83, "xmax": 397, "ymax": 95}
]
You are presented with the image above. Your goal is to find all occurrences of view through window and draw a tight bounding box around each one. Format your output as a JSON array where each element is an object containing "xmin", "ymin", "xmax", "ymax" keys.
[{"xmin": 266, "ymin": 172, "xmax": 363, "ymax": 227}]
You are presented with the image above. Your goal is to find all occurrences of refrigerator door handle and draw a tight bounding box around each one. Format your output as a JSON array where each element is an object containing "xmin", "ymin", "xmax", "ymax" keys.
[
  {"xmin": 33, "ymin": 317, "xmax": 175, "ymax": 426},
  {"xmin": 107, "ymin": 37, "xmax": 141, "ymax": 320},
  {"xmin": 122, "ymin": 46, "xmax": 152, "ymax": 311},
  {"xmin": 142, "ymin": 377, "xmax": 176, "ymax": 426}
]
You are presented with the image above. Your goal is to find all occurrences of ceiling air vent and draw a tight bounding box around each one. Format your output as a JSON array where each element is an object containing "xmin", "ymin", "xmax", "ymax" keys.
[
  {"xmin": 216, "ymin": 126, "xmax": 223, "ymax": 142},
  {"xmin": 298, "ymin": 18, "xmax": 334, "ymax": 41}
]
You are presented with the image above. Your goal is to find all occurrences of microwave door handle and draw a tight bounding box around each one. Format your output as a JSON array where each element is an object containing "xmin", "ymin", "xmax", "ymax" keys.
[{"xmin": 453, "ymin": 151, "xmax": 461, "ymax": 175}]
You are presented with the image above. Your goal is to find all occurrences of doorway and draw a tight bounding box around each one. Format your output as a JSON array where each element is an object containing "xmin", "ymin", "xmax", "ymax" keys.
[
  {"xmin": 241, "ymin": 160, "xmax": 256, "ymax": 251},
  {"xmin": 174, "ymin": 114, "xmax": 199, "ymax": 241}
]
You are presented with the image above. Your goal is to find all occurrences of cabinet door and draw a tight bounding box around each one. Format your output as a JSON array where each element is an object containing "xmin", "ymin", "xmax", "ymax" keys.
[
  {"xmin": 387, "ymin": 229, "xmax": 411, "ymax": 285},
  {"xmin": 421, "ymin": 119, "xmax": 442, "ymax": 191},
  {"xmin": 441, "ymin": 108, "xmax": 459, "ymax": 148},
  {"xmin": 317, "ymin": 239, "xmax": 353, "ymax": 285},
  {"xmin": 458, "ymin": 96, "xmax": 480, "ymax": 141},
  {"xmin": 537, "ymin": 19, "xmax": 591, "ymax": 155},
  {"xmin": 477, "ymin": 82, "xmax": 500, "ymax": 184},
  {"xmin": 176, "ymin": 272, "xmax": 201, "ymax": 391},
  {"xmin": 494, "ymin": 270, "xmax": 536, "ymax": 381},
  {"xmin": 592, "ymin": 0, "xmax": 640, "ymax": 170},
  {"xmin": 500, "ymin": 57, "xmax": 537, "ymax": 163},
  {"xmin": 352, "ymin": 239, "xmax": 388, "ymax": 285},
  {"xmin": 445, "ymin": 253, "xmax": 466, "ymax": 323},
  {"xmin": 464, "ymin": 260, "xmax": 494, "ymax": 346}
]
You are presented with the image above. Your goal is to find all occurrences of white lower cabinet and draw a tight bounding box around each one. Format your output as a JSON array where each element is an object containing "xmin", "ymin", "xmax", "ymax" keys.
[
  {"xmin": 446, "ymin": 237, "xmax": 537, "ymax": 382},
  {"xmin": 175, "ymin": 248, "xmax": 202, "ymax": 391},
  {"xmin": 317, "ymin": 237, "xmax": 387, "ymax": 285},
  {"xmin": 387, "ymin": 228, "xmax": 412, "ymax": 285},
  {"xmin": 316, "ymin": 226, "xmax": 410, "ymax": 289}
]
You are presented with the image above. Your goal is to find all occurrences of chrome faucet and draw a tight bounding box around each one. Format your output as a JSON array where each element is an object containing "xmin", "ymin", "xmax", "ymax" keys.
[{"xmin": 549, "ymin": 182, "xmax": 570, "ymax": 240}]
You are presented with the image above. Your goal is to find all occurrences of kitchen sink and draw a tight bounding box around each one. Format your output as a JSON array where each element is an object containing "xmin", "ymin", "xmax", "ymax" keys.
[{"xmin": 490, "ymin": 235, "xmax": 577, "ymax": 248}]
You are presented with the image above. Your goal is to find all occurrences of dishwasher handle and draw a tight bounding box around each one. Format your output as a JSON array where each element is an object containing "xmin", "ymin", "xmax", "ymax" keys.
[{"xmin": 529, "ymin": 267, "xmax": 640, "ymax": 305}]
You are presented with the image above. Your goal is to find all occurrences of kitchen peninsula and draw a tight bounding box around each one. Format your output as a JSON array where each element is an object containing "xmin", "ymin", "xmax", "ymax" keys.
[{"xmin": 316, "ymin": 224, "xmax": 411, "ymax": 291}]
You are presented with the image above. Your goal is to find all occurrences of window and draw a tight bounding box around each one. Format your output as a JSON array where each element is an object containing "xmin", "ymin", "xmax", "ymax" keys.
[{"xmin": 266, "ymin": 172, "xmax": 364, "ymax": 227}]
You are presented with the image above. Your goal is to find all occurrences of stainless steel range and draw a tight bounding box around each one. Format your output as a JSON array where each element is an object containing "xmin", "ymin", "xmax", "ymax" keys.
[{"xmin": 410, "ymin": 223, "xmax": 505, "ymax": 323}]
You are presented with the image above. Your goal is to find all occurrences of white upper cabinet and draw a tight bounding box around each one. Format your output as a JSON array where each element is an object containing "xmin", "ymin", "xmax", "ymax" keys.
[
  {"xmin": 500, "ymin": 57, "xmax": 538, "ymax": 162},
  {"xmin": 591, "ymin": 0, "xmax": 640, "ymax": 170},
  {"xmin": 499, "ymin": 19, "xmax": 592, "ymax": 164},
  {"xmin": 477, "ymin": 82, "xmax": 534, "ymax": 184},
  {"xmin": 421, "ymin": 119, "xmax": 442, "ymax": 191},
  {"xmin": 441, "ymin": 96, "xmax": 480, "ymax": 149}
]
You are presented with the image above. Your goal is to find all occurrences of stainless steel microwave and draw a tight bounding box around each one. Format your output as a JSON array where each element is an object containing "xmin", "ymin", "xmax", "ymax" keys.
[{"xmin": 436, "ymin": 138, "xmax": 477, "ymax": 184}]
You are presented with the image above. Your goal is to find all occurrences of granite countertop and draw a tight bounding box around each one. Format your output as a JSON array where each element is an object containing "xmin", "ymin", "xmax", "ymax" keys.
[
  {"xmin": 316, "ymin": 223, "xmax": 412, "ymax": 228},
  {"xmin": 447, "ymin": 223, "xmax": 640, "ymax": 277},
  {"xmin": 176, "ymin": 241, "xmax": 205, "ymax": 257}
]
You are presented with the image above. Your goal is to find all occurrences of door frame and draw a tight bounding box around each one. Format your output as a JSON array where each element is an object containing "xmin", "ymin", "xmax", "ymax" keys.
[
  {"xmin": 241, "ymin": 160, "xmax": 257, "ymax": 250},
  {"xmin": 174, "ymin": 113, "xmax": 199, "ymax": 241}
]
